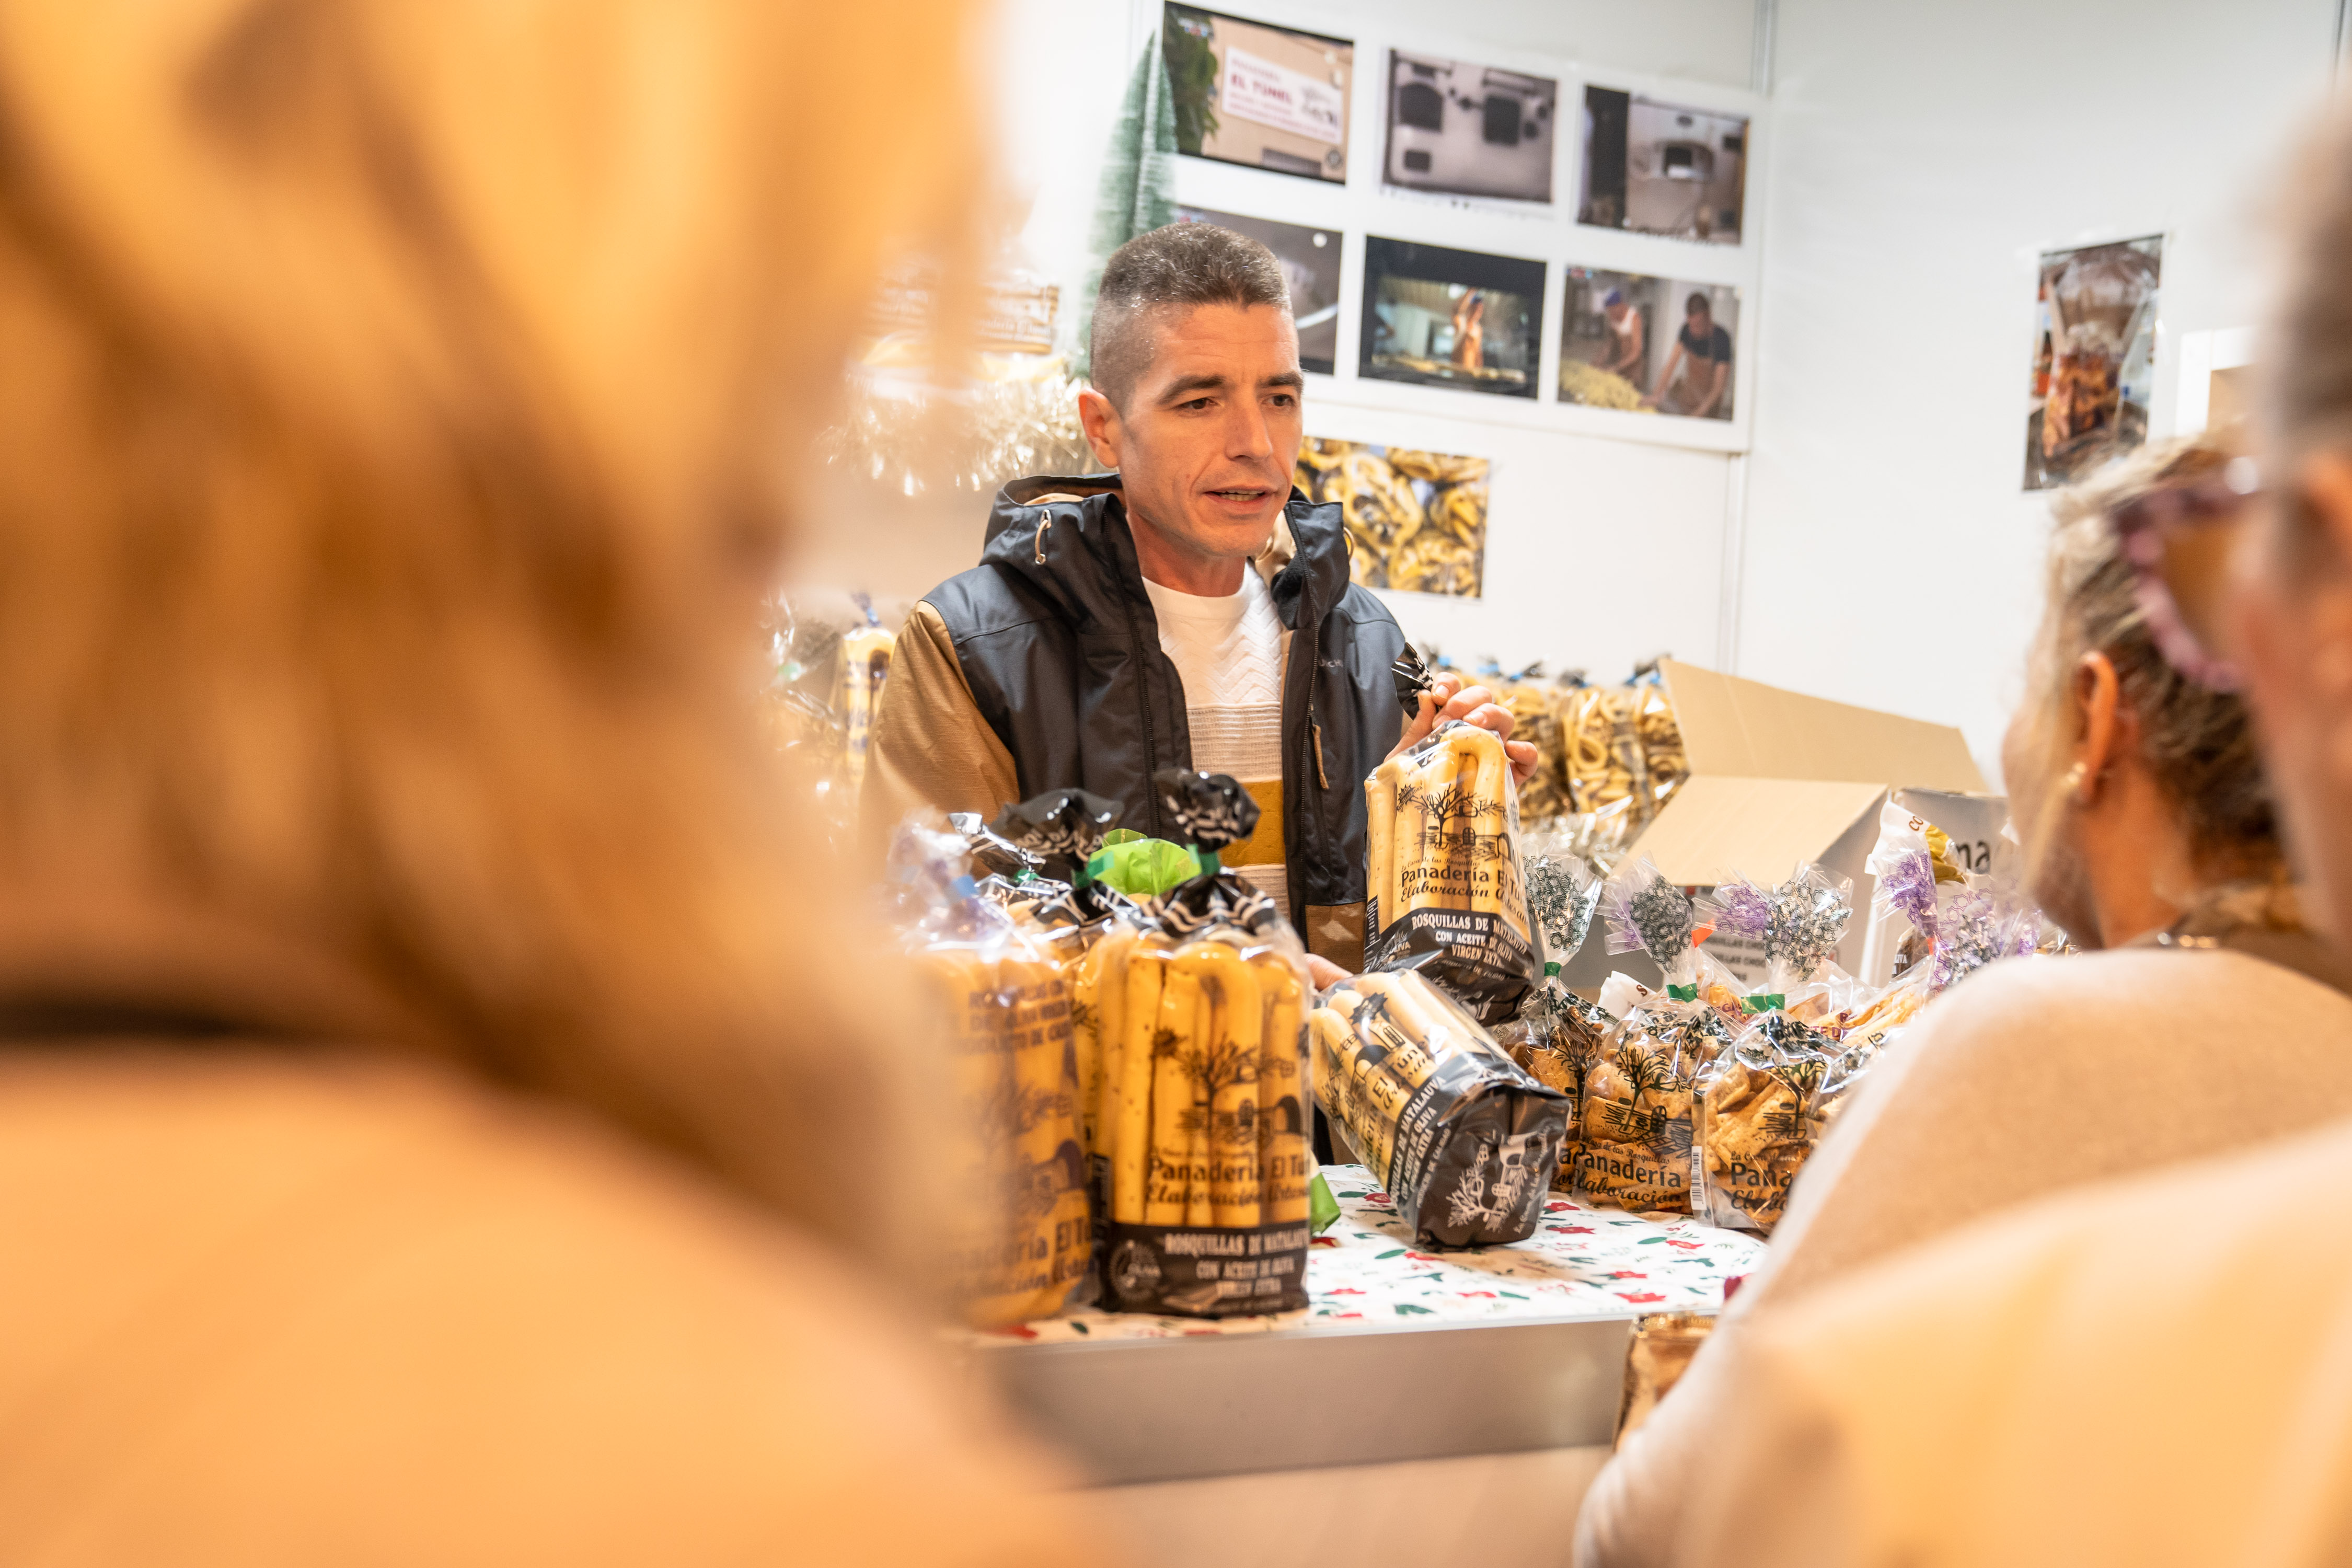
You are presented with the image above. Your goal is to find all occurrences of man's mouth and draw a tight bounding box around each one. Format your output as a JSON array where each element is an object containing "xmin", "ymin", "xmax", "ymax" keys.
[{"xmin": 1206, "ymin": 488, "xmax": 1275, "ymax": 503}]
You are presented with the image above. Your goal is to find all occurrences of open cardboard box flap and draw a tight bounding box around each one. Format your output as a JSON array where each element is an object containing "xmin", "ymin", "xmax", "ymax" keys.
[
  {"xmin": 1661, "ymin": 661, "xmax": 1987, "ymax": 791},
  {"xmin": 1634, "ymin": 775, "xmax": 1892, "ymax": 887},
  {"xmin": 1559, "ymin": 662, "xmax": 1992, "ymax": 991}
]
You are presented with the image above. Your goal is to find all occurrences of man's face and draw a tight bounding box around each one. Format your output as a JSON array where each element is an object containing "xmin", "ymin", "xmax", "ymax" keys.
[
  {"xmin": 1605, "ymin": 301, "xmax": 1628, "ymax": 324},
  {"xmin": 1689, "ymin": 306, "xmax": 1712, "ymax": 338},
  {"xmin": 1080, "ymin": 302, "xmax": 1303, "ymax": 564}
]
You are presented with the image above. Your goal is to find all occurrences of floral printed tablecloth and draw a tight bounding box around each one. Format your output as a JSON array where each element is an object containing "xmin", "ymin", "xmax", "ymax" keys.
[{"xmin": 976, "ymin": 1164, "xmax": 1766, "ymax": 1345}]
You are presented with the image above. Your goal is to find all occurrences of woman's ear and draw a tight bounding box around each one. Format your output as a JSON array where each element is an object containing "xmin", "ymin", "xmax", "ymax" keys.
[{"xmin": 2071, "ymin": 650, "xmax": 2123, "ymax": 805}]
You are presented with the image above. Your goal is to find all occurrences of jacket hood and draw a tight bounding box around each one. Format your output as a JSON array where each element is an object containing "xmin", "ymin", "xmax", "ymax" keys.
[{"xmin": 978, "ymin": 473, "xmax": 1349, "ymax": 633}]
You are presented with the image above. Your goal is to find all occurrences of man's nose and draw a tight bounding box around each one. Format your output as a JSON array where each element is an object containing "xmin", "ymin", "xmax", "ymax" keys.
[{"xmin": 1226, "ymin": 399, "xmax": 1275, "ymax": 464}]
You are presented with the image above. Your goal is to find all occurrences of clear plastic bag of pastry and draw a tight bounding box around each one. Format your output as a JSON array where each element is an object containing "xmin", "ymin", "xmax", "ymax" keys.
[
  {"xmin": 1600, "ymin": 856, "xmax": 1745, "ymax": 1016},
  {"xmin": 1502, "ymin": 984, "xmax": 1616, "ymax": 1191},
  {"xmin": 1575, "ymin": 973, "xmax": 1732, "ymax": 1214},
  {"xmin": 895, "ymin": 821, "xmax": 1094, "ymax": 1328},
  {"xmin": 1364, "ymin": 717, "xmax": 1541, "ymax": 1022},
  {"xmin": 1310, "ymin": 966, "xmax": 1570, "ymax": 1247},
  {"xmin": 836, "ymin": 592, "xmax": 896, "ymax": 791},
  {"xmin": 1085, "ymin": 773, "xmax": 1314, "ymax": 1317},
  {"xmin": 1694, "ymin": 1009, "xmax": 1849, "ymax": 1233}
]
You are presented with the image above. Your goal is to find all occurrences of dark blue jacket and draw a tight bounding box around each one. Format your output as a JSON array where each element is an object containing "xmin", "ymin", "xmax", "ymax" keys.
[{"xmin": 923, "ymin": 474, "xmax": 1405, "ymax": 959}]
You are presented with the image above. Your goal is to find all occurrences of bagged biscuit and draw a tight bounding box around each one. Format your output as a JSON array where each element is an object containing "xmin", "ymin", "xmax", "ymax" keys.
[
  {"xmin": 1087, "ymin": 771, "xmax": 1313, "ymax": 1317},
  {"xmin": 1694, "ymin": 1010, "xmax": 1846, "ymax": 1233},
  {"xmin": 896, "ymin": 822, "xmax": 1094, "ymax": 1328},
  {"xmin": 1576, "ymin": 983, "xmax": 1730, "ymax": 1214},
  {"xmin": 1364, "ymin": 717, "xmax": 1541, "ymax": 1022},
  {"xmin": 1310, "ymin": 967, "xmax": 1570, "ymax": 1247},
  {"xmin": 1499, "ymin": 827, "xmax": 1609, "ymax": 1187}
]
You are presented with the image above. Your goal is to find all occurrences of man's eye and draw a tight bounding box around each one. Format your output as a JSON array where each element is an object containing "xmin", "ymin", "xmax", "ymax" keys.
[
  {"xmin": 1269, "ymin": 393, "xmax": 1298, "ymax": 408},
  {"xmin": 1178, "ymin": 397, "xmax": 1214, "ymax": 411}
]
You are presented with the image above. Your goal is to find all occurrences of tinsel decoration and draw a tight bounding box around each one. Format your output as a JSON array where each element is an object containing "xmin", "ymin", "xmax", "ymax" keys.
[{"xmin": 817, "ymin": 374, "xmax": 1096, "ymax": 499}]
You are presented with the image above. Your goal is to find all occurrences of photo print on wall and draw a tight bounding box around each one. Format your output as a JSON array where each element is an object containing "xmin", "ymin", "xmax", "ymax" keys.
[
  {"xmin": 1383, "ymin": 51, "xmax": 1557, "ymax": 203},
  {"xmin": 1296, "ymin": 437, "xmax": 1489, "ymax": 598},
  {"xmin": 1559, "ymin": 268, "xmax": 1738, "ymax": 420},
  {"xmin": 1578, "ymin": 88, "xmax": 1748, "ymax": 245},
  {"xmin": 2024, "ymin": 235, "xmax": 2162, "ymax": 490},
  {"xmin": 1361, "ymin": 237, "xmax": 1546, "ymax": 400},
  {"xmin": 1175, "ymin": 206, "xmax": 1341, "ymax": 374},
  {"xmin": 1162, "ymin": 5, "xmax": 1351, "ymax": 183}
]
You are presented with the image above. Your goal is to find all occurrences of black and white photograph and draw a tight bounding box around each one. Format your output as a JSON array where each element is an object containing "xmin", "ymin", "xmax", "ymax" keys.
[
  {"xmin": 1162, "ymin": 5, "xmax": 1352, "ymax": 183},
  {"xmin": 1360, "ymin": 237, "xmax": 1544, "ymax": 399},
  {"xmin": 1175, "ymin": 206, "xmax": 1342, "ymax": 374},
  {"xmin": 1578, "ymin": 87, "xmax": 1748, "ymax": 245},
  {"xmin": 1382, "ymin": 51, "xmax": 1558, "ymax": 203},
  {"xmin": 1558, "ymin": 268, "xmax": 1739, "ymax": 420}
]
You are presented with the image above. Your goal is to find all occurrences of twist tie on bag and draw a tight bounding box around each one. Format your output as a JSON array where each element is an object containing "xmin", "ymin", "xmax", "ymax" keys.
[
  {"xmin": 1391, "ymin": 643, "xmax": 1440, "ymax": 718},
  {"xmin": 1544, "ymin": 961, "xmax": 1563, "ymax": 978},
  {"xmin": 986, "ymin": 788, "xmax": 1125, "ymax": 886},
  {"xmin": 1741, "ymin": 993, "xmax": 1788, "ymax": 1014},
  {"xmin": 947, "ymin": 811, "xmax": 1046, "ymax": 883},
  {"xmin": 1152, "ymin": 768, "xmax": 1261, "ymax": 877},
  {"xmin": 1667, "ymin": 983, "xmax": 1699, "ymax": 1001},
  {"xmin": 1154, "ymin": 872, "xmax": 1284, "ymax": 937}
]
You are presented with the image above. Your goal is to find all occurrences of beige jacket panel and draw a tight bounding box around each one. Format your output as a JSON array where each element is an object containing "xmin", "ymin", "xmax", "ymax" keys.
[
  {"xmin": 862, "ymin": 601, "xmax": 1020, "ymax": 851},
  {"xmin": 1676, "ymin": 1115, "xmax": 2352, "ymax": 1567},
  {"xmin": 0, "ymin": 1051, "xmax": 1092, "ymax": 1568},
  {"xmin": 1576, "ymin": 947, "xmax": 2352, "ymax": 1568}
]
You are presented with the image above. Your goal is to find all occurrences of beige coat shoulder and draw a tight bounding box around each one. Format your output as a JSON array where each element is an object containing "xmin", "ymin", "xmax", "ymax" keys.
[
  {"xmin": 0, "ymin": 1050, "xmax": 1090, "ymax": 1568},
  {"xmin": 1676, "ymin": 1113, "xmax": 2352, "ymax": 1567},
  {"xmin": 863, "ymin": 601, "xmax": 1021, "ymax": 851}
]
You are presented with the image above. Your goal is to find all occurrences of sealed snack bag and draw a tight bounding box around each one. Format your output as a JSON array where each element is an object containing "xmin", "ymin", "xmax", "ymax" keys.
[
  {"xmin": 1365, "ymin": 717, "xmax": 1541, "ymax": 1022},
  {"xmin": 895, "ymin": 823, "xmax": 1093, "ymax": 1328},
  {"xmin": 1090, "ymin": 771, "xmax": 1313, "ymax": 1317},
  {"xmin": 1310, "ymin": 968, "xmax": 1570, "ymax": 1247},
  {"xmin": 1501, "ymin": 988, "xmax": 1612, "ymax": 1191},
  {"xmin": 1500, "ymin": 827, "xmax": 1609, "ymax": 1187},
  {"xmin": 1695, "ymin": 1010, "xmax": 1844, "ymax": 1232},
  {"xmin": 1576, "ymin": 985, "xmax": 1728, "ymax": 1214}
]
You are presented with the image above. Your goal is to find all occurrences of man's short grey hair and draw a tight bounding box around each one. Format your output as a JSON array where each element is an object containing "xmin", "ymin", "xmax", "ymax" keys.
[{"xmin": 1089, "ymin": 223, "xmax": 1290, "ymax": 411}]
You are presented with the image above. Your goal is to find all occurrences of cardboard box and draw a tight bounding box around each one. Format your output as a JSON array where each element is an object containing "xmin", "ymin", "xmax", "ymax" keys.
[{"xmin": 1560, "ymin": 660, "xmax": 1995, "ymax": 991}]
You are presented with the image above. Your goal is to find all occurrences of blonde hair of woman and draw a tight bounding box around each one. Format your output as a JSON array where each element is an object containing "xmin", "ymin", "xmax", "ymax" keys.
[{"xmin": 0, "ymin": 0, "xmax": 976, "ymax": 1275}]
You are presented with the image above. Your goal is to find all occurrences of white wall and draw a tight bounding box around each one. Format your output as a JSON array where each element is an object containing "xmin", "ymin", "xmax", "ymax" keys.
[
  {"xmin": 800, "ymin": 0, "xmax": 1754, "ymax": 690},
  {"xmin": 1737, "ymin": 0, "xmax": 2343, "ymax": 785}
]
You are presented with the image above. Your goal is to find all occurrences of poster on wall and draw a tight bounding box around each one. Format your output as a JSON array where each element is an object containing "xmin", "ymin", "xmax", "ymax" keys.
[
  {"xmin": 1360, "ymin": 237, "xmax": 1545, "ymax": 399},
  {"xmin": 1383, "ymin": 52, "xmax": 1557, "ymax": 203},
  {"xmin": 2024, "ymin": 235, "xmax": 2162, "ymax": 490},
  {"xmin": 1175, "ymin": 206, "xmax": 1341, "ymax": 374},
  {"xmin": 1162, "ymin": 5, "xmax": 1351, "ymax": 183},
  {"xmin": 1558, "ymin": 268, "xmax": 1738, "ymax": 420},
  {"xmin": 1296, "ymin": 436, "xmax": 1489, "ymax": 597},
  {"xmin": 1578, "ymin": 87, "xmax": 1747, "ymax": 246}
]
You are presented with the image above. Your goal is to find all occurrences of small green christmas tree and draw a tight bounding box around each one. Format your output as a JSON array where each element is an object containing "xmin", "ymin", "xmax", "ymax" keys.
[{"xmin": 1073, "ymin": 33, "xmax": 1178, "ymax": 380}]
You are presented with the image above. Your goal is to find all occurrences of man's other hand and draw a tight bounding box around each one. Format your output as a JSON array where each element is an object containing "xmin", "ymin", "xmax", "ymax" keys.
[{"xmin": 1386, "ymin": 671, "xmax": 1539, "ymax": 787}]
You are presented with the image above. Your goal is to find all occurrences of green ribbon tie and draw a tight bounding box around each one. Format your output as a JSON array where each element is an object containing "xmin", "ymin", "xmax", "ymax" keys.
[{"xmin": 1666, "ymin": 983, "xmax": 1699, "ymax": 1001}]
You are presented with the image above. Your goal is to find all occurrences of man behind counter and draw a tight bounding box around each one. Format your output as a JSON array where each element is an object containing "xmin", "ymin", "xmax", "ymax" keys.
[{"xmin": 865, "ymin": 223, "xmax": 1532, "ymax": 967}]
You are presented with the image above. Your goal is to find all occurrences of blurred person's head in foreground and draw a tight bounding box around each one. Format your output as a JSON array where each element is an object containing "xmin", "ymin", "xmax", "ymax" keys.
[
  {"xmin": 2003, "ymin": 434, "xmax": 2281, "ymax": 950},
  {"xmin": 2228, "ymin": 96, "xmax": 2352, "ymax": 949},
  {"xmin": 0, "ymin": 0, "xmax": 979, "ymax": 1285}
]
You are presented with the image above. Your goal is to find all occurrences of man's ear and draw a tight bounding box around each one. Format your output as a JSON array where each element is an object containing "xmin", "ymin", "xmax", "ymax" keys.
[{"xmin": 1077, "ymin": 387, "xmax": 1123, "ymax": 471}]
